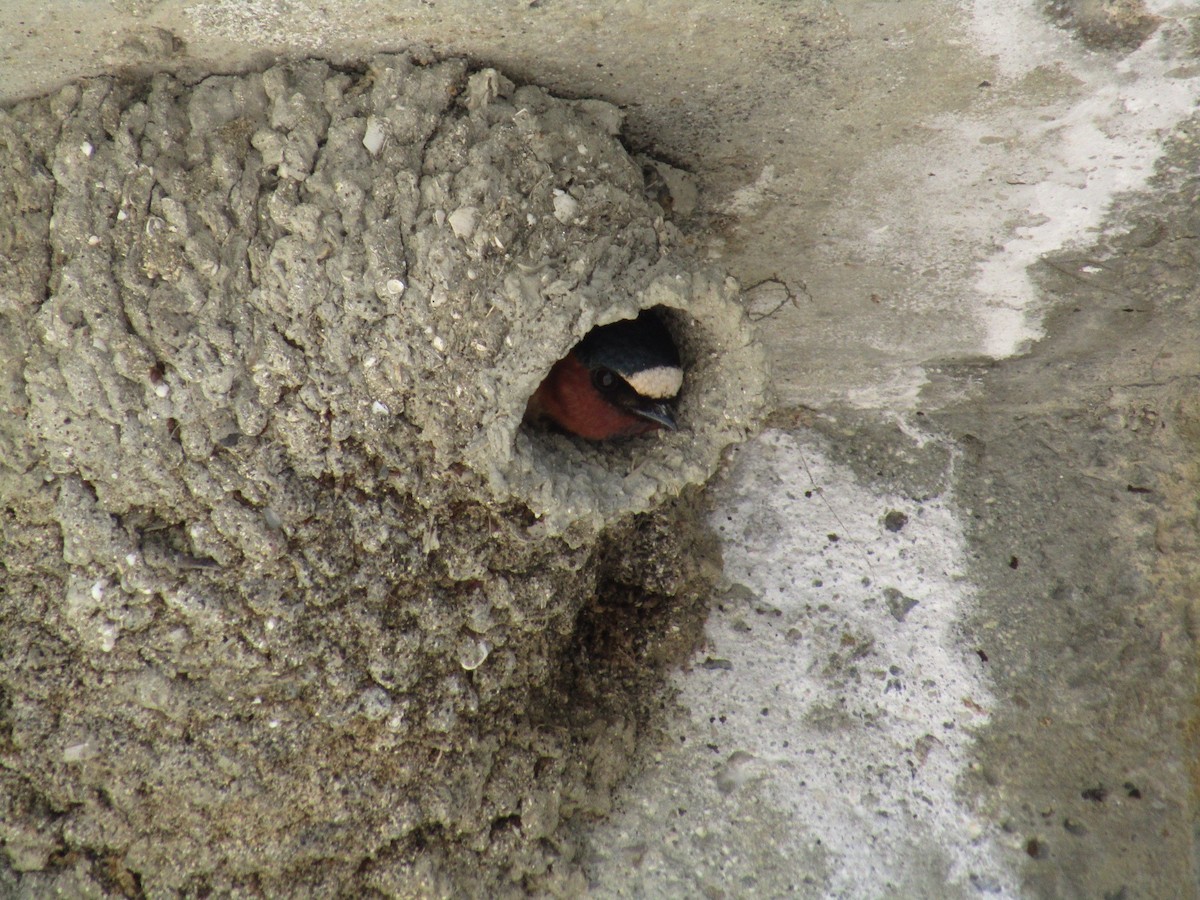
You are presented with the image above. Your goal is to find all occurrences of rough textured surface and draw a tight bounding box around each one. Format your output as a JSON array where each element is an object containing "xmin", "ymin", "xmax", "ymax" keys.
[
  {"xmin": 4, "ymin": 0, "xmax": 1200, "ymax": 897},
  {"xmin": 0, "ymin": 55, "xmax": 759, "ymax": 896}
]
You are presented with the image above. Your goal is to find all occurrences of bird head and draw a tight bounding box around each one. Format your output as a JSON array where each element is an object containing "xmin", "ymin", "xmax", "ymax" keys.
[{"xmin": 525, "ymin": 310, "xmax": 684, "ymax": 441}]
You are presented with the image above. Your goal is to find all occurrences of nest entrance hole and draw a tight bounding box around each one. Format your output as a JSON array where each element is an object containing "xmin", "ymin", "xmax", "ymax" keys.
[{"xmin": 519, "ymin": 304, "xmax": 692, "ymax": 445}]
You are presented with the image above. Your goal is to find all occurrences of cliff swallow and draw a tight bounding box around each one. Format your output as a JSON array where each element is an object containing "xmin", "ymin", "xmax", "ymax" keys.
[{"xmin": 525, "ymin": 310, "xmax": 683, "ymax": 440}]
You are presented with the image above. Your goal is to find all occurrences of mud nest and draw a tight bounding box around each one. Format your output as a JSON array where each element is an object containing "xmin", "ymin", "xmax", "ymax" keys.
[{"xmin": 0, "ymin": 53, "xmax": 762, "ymax": 895}]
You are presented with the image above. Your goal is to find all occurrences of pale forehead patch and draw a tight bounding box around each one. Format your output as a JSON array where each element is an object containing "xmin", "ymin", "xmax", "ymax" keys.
[{"xmin": 625, "ymin": 365, "xmax": 683, "ymax": 400}]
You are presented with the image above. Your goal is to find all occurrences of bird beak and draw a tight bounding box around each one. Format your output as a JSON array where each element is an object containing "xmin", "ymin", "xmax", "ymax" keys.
[{"xmin": 632, "ymin": 401, "xmax": 678, "ymax": 431}]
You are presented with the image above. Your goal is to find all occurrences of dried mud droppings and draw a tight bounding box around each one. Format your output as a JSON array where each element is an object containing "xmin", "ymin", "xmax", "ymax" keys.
[{"xmin": 0, "ymin": 54, "xmax": 763, "ymax": 895}]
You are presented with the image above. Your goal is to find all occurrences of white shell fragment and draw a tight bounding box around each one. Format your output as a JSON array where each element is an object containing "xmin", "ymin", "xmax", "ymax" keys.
[
  {"xmin": 448, "ymin": 206, "xmax": 478, "ymax": 240},
  {"xmin": 362, "ymin": 116, "xmax": 386, "ymax": 155},
  {"xmin": 552, "ymin": 190, "xmax": 579, "ymax": 223},
  {"xmin": 457, "ymin": 637, "xmax": 491, "ymax": 671}
]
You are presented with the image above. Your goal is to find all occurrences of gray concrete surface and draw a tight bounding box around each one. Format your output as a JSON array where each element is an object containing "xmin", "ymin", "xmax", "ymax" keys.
[{"xmin": 2, "ymin": 0, "xmax": 1199, "ymax": 897}]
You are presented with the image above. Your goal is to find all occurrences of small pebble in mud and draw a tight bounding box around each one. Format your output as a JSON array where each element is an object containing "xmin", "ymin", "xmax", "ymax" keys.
[{"xmin": 1063, "ymin": 817, "xmax": 1088, "ymax": 836}]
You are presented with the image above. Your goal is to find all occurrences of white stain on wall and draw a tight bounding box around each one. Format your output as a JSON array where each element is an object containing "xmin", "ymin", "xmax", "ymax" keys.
[{"xmin": 585, "ymin": 430, "xmax": 1015, "ymax": 897}]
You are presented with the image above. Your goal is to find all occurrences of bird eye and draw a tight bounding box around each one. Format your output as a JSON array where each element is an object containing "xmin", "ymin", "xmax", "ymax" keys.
[{"xmin": 592, "ymin": 368, "xmax": 617, "ymax": 391}]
